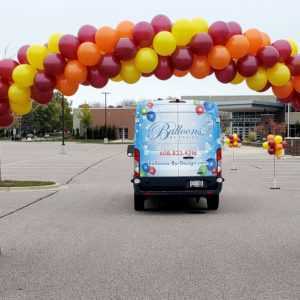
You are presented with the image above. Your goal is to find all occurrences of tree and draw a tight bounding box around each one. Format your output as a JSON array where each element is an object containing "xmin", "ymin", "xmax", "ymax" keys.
[
  {"xmin": 256, "ymin": 116, "xmax": 287, "ymax": 138},
  {"xmin": 78, "ymin": 104, "xmax": 92, "ymax": 139}
]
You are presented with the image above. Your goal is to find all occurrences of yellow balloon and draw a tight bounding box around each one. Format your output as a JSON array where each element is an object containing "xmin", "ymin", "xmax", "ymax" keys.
[
  {"xmin": 12, "ymin": 64, "xmax": 36, "ymax": 88},
  {"xmin": 225, "ymin": 138, "xmax": 230, "ymax": 145},
  {"xmin": 231, "ymin": 72, "xmax": 244, "ymax": 84},
  {"xmin": 171, "ymin": 19, "xmax": 193, "ymax": 46},
  {"xmin": 8, "ymin": 84, "xmax": 31, "ymax": 104},
  {"xmin": 262, "ymin": 141, "xmax": 269, "ymax": 150},
  {"xmin": 27, "ymin": 44, "xmax": 48, "ymax": 70},
  {"xmin": 48, "ymin": 33, "xmax": 62, "ymax": 53},
  {"xmin": 134, "ymin": 48, "xmax": 158, "ymax": 74},
  {"xmin": 274, "ymin": 135, "xmax": 283, "ymax": 144},
  {"xmin": 191, "ymin": 17, "xmax": 209, "ymax": 35},
  {"xmin": 267, "ymin": 63, "xmax": 291, "ymax": 87},
  {"xmin": 111, "ymin": 74, "xmax": 122, "ymax": 82},
  {"xmin": 275, "ymin": 149, "xmax": 283, "ymax": 158},
  {"xmin": 288, "ymin": 38, "xmax": 298, "ymax": 56},
  {"xmin": 120, "ymin": 61, "xmax": 141, "ymax": 84},
  {"xmin": 246, "ymin": 68, "xmax": 268, "ymax": 91},
  {"xmin": 153, "ymin": 31, "xmax": 177, "ymax": 56},
  {"xmin": 10, "ymin": 100, "xmax": 32, "ymax": 116}
]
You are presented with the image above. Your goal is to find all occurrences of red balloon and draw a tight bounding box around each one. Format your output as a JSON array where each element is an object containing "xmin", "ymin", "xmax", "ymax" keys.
[
  {"xmin": 291, "ymin": 93, "xmax": 300, "ymax": 111},
  {"xmin": 268, "ymin": 147, "xmax": 275, "ymax": 155},
  {"xmin": 59, "ymin": 34, "xmax": 80, "ymax": 60},
  {"xmin": 151, "ymin": 15, "xmax": 172, "ymax": 33},
  {"xmin": 78, "ymin": 25, "xmax": 97, "ymax": 43},
  {"xmin": 288, "ymin": 55, "xmax": 300, "ymax": 76},
  {"xmin": 154, "ymin": 57, "xmax": 173, "ymax": 80},
  {"xmin": 0, "ymin": 59, "xmax": 18, "ymax": 82},
  {"xmin": 0, "ymin": 80, "xmax": 9, "ymax": 100},
  {"xmin": 17, "ymin": 45, "xmax": 29, "ymax": 64},
  {"xmin": 272, "ymin": 40, "xmax": 292, "ymax": 62},
  {"xmin": 208, "ymin": 21, "xmax": 230, "ymax": 45},
  {"xmin": 237, "ymin": 55, "xmax": 259, "ymax": 77},
  {"xmin": 171, "ymin": 48, "xmax": 193, "ymax": 71},
  {"xmin": 98, "ymin": 55, "xmax": 121, "ymax": 78},
  {"xmin": 257, "ymin": 46, "xmax": 279, "ymax": 68},
  {"xmin": 31, "ymin": 86, "xmax": 53, "ymax": 104},
  {"xmin": 34, "ymin": 73, "xmax": 55, "ymax": 91},
  {"xmin": 215, "ymin": 61, "xmax": 237, "ymax": 83},
  {"xmin": 114, "ymin": 38, "xmax": 137, "ymax": 60},
  {"xmin": 190, "ymin": 33, "xmax": 213, "ymax": 56},
  {"xmin": 133, "ymin": 21, "xmax": 155, "ymax": 47},
  {"xmin": 0, "ymin": 102, "xmax": 10, "ymax": 115},
  {"xmin": 259, "ymin": 82, "xmax": 271, "ymax": 92},
  {"xmin": 0, "ymin": 113, "xmax": 13, "ymax": 128},
  {"xmin": 88, "ymin": 67, "xmax": 108, "ymax": 88},
  {"xmin": 44, "ymin": 54, "xmax": 66, "ymax": 76},
  {"xmin": 227, "ymin": 21, "xmax": 242, "ymax": 37},
  {"xmin": 81, "ymin": 80, "xmax": 90, "ymax": 86}
]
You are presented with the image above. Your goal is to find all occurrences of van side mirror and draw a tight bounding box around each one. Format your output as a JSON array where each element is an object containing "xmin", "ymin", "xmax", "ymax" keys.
[{"xmin": 127, "ymin": 144, "xmax": 134, "ymax": 157}]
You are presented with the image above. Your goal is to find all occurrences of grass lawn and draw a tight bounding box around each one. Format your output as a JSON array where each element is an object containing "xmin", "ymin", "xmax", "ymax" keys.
[{"xmin": 0, "ymin": 180, "xmax": 56, "ymax": 188}]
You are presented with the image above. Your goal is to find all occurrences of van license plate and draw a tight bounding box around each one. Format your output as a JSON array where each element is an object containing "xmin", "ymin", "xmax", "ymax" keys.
[{"xmin": 190, "ymin": 180, "xmax": 204, "ymax": 188}]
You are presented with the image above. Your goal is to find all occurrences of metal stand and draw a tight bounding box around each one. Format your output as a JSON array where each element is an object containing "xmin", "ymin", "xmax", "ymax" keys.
[
  {"xmin": 270, "ymin": 155, "xmax": 280, "ymax": 190},
  {"xmin": 230, "ymin": 147, "xmax": 238, "ymax": 171}
]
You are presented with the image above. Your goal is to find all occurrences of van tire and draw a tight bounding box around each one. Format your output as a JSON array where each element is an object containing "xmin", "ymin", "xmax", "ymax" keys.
[
  {"xmin": 207, "ymin": 195, "xmax": 219, "ymax": 210},
  {"xmin": 134, "ymin": 194, "xmax": 144, "ymax": 211}
]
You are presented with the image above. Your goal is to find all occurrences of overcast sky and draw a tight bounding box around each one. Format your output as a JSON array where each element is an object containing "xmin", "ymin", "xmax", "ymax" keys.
[{"xmin": 1, "ymin": 0, "xmax": 299, "ymax": 107}]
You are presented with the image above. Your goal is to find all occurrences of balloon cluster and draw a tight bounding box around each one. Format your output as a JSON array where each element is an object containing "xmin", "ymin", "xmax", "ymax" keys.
[
  {"xmin": 225, "ymin": 133, "xmax": 241, "ymax": 147},
  {"xmin": 262, "ymin": 134, "xmax": 287, "ymax": 158},
  {"xmin": 1, "ymin": 15, "xmax": 300, "ymax": 128}
]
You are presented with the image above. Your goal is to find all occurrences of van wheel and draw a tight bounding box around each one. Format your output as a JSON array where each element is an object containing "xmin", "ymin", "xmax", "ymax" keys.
[
  {"xmin": 207, "ymin": 195, "xmax": 219, "ymax": 210},
  {"xmin": 134, "ymin": 194, "xmax": 144, "ymax": 211}
]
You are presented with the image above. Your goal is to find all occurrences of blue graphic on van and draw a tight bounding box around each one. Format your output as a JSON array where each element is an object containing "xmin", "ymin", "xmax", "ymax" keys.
[{"xmin": 147, "ymin": 111, "xmax": 156, "ymax": 122}]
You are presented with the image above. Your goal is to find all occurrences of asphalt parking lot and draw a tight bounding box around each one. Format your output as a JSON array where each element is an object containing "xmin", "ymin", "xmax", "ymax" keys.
[{"xmin": 0, "ymin": 142, "xmax": 300, "ymax": 299}]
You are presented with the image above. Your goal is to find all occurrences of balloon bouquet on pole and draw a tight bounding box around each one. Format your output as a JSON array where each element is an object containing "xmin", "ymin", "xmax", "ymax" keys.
[
  {"xmin": 262, "ymin": 134, "xmax": 287, "ymax": 189},
  {"xmin": 225, "ymin": 133, "xmax": 241, "ymax": 171}
]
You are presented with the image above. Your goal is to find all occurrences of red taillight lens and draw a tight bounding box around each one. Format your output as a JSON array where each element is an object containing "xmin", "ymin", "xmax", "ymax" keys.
[
  {"xmin": 134, "ymin": 148, "xmax": 140, "ymax": 177},
  {"xmin": 134, "ymin": 148, "xmax": 140, "ymax": 162},
  {"xmin": 216, "ymin": 148, "xmax": 222, "ymax": 161},
  {"xmin": 216, "ymin": 148, "xmax": 222, "ymax": 177}
]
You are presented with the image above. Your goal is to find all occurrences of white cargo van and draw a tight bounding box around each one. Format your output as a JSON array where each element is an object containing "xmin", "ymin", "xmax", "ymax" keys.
[{"xmin": 129, "ymin": 99, "xmax": 223, "ymax": 211}]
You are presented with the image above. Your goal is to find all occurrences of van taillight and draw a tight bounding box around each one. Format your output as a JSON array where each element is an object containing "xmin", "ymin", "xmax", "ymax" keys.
[
  {"xmin": 216, "ymin": 148, "xmax": 222, "ymax": 161},
  {"xmin": 134, "ymin": 148, "xmax": 140, "ymax": 177},
  {"xmin": 216, "ymin": 148, "xmax": 222, "ymax": 177}
]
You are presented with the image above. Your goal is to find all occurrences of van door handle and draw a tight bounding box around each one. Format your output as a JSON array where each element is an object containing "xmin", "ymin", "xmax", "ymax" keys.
[{"xmin": 183, "ymin": 156, "xmax": 194, "ymax": 159}]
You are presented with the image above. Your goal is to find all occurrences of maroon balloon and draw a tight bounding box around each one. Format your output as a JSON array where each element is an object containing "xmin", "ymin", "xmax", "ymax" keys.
[
  {"xmin": 17, "ymin": 45, "xmax": 29, "ymax": 64},
  {"xmin": 190, "ymin": 33, "xmax": 213, "ymax": 56},
  {"xmin": 133, "ymin": 21, "xmax": 155, "ymax": 47},
  {"xmin": 81, "ymin": 80, "xmax": 90, "ymax": 86},
  {"xmin": 78, "ymin": 25, "xmax": 97, "ymax": 43},
  {"xmin": 0, "ymin": 80, "xmax": 9, "ymax": 100},
  {"xmin": 114, "ymin": 38, "xmax": 137, "ymax": 61},
  {"xmin": 0, "ymin": 113, "xmax": 13, "ymax": 128},
  {"xmin": 31, "ymin": 86, "xmax": 53, "ymax": 105},
  {"xmin": 215, "ymin": 61, "xmax": 237, "ymax": 83},
  {"xmin": 171, "ymin": 48, "xmax": 193, "ymax": 71},
  {"xmin": 0, "ymin": 102, "xmax": 10, "ymax": 115},
  {"xmin": 44, "ymin": 54, "xmax": 66, "ymax": 76},
  {"xmin": 237, "ymin": 55, "xmax": 259, "ymax": 77},
  {"xmin": 151, "ymin": 15, "xmax": 172, "ymax": 33},
  {"xmin": 59, "ymin": 34, "xmax": 80, "ymax": 60},
  {"xmin": 257, "ymin": 46, "xmax": 279, "ymax": 68},
  {"xmin": 154, "ymin": 57, "xmax": 173, "ymax": 80},
  {"xmin": 288, "ymin": 54, "xmax": 300, "ymax": 76},
  {"xmin": 292, "ymin": 96, "xmax": 300, "ymax": 111},
  {"xmin": 272, "ymin": 40, "xmax": 292, "ymax": 62},
  {"xmin": 34, "ymin": 73, "xmax": 55, "ymax": 92},
  {"xmin": 227, "ymin": 21, "xmax": 242, "ymax": 37},
  {"xmin": 0, "ymin": 59, "xmax": 18, "ymax": 82},
  {"xmin": 208, "ymin": 21, "xmax": 230, "ymax": 45},
  {"xmin": 98, "ymin": 55, "xmax": 121, "ymax": 78},
  {"xmin": 88, "ymin": 67, "xmax": 108, "ymax": 88}
]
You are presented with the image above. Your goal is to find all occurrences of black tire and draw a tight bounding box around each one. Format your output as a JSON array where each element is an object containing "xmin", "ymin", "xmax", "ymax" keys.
[
  {"xmin": 134, "ymin": 194, "xmax": 144, "ymax": 211},
  {"xmin": 207, "ymin": 194, "xmax": 219, "ymax": 210}
]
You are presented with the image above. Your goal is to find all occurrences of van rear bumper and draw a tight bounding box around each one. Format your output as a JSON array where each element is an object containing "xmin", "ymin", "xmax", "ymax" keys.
[{"xmin": 131, "ymin": 176, "xmax": 223, "ymax": 196}]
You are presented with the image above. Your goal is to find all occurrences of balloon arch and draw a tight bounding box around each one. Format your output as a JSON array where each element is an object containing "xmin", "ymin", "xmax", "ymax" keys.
[{"xmin": 0, "ymin": 15, "xmax": 300, "ymax": 128}]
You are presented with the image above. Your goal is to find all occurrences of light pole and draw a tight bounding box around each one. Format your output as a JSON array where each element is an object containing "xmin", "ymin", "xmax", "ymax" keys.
[{"xmin": 102, "ymin": 92, "xmax": 110, "ymax": 138}]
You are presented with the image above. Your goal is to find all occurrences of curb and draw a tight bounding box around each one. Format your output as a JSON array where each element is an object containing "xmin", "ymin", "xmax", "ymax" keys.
[{"xmin": 0, "ymin": 183, "xmax": 64, "ymax": 192}]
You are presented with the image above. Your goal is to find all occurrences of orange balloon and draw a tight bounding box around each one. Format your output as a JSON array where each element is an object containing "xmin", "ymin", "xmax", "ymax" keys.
[
  {"xmin": 116, "ymin": 20, "xmax": 135, "ymax": 39},
  {"xmin": 226, "ymin": 35, "xmax": 250, "ymax": 59},
  {"xmin": 244, "ymin": 29, "xmax": 263, "ymax": 55},
  {"xmin": 261, "ymin": 32, "xmax": 271, "ymax": 46},
  {"xmin": 190, "ymin": 56, "xmax": 211, "ymax": 79},
  {"xmin": 77, "ymin": 42, "xmax": 102, "ymax": 66},
  {"xmin": 56, "ymin": 75, "xmax": 79, "ymax": 96},
  {"xmin": 272, "ymin": 81, "xmax": 293, "ymax": 99},
  {"xmin": 208, "ymin": 46, "xmax": 231, "ymax": 70},
  {"xmin": 292, "ymin": 76, "xmax": 300, "ymax": 93},
  {"xmin": 174, "ymin": 69, "xmax": 189, "ymax": 77},
  {"xmin": 95, "ymin": 26, "xmax": 119, "ymax": 54},
  {"xmin": 64, "ymin": 60, "xmax": 87, "ymax": 83}
]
